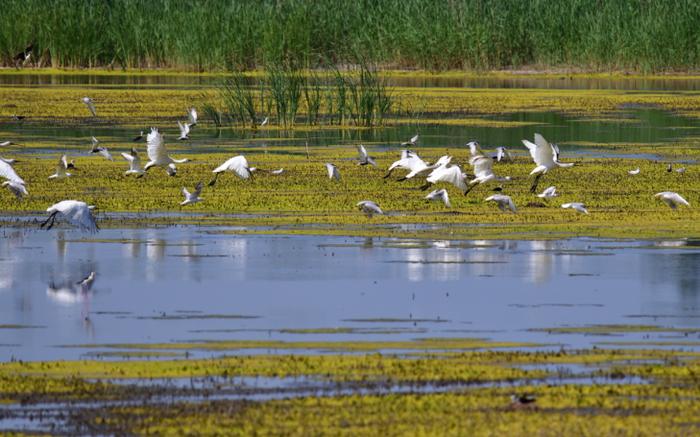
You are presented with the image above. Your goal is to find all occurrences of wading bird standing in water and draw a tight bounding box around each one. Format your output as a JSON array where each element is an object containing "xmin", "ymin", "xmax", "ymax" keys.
[
  {"xmin": 209, "ymin": 155, "xmax": 252, "ymax": 186},
  {"xmin": 144, "ymin": 128, "xmax": 190, "ymax": 176},
  {"xmin": 41, "ymin": 200, "xmax": 98, "ymax": 233},
  {"xmin": 82, "ymin": 97, "xmax": 97, "ymax": 117},
  {"xmin": 522, "ymin": 133, "xmax": 573, "ymax": 193}
]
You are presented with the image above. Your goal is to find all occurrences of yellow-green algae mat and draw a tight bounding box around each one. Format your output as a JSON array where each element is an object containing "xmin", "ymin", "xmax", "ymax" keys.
[
  {"xmin": 1, "ymin": 146, "xmax": 699, "ymax": 240},
  {"xmin": 3, "ymin": 344, "xmax": 700, "ymax": 435}
]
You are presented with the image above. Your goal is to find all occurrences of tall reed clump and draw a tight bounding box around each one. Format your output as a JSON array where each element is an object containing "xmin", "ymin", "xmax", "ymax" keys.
[
  {"xmin": 0, "ymin": 0, "xmax": 698, "ymax": 72},
  {"xmin": 220, "ymin": 72, "xmax": 259, "ymax": 128},
  {"xmin": 267, "ymin": 65, "xmax": 304, "ymax": 127}
]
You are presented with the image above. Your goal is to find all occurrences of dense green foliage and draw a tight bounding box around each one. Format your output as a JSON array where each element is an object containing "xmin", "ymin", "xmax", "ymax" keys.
[{"xmin": 1, "ymin": 0, "xmax": 699, "ymax": 71}]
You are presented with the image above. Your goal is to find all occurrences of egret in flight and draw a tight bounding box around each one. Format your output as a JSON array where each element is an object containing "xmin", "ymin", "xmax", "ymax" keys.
[
  {"xmin": 181, "ymin": 182, "xmax": 204, "ymax": 206},
  {"xmin": 401, "ymin": 134, "xmax": 419, "ymax": 147},
  {"xmin": 425, "ymin": 188, "xmax": 451, "ymax": 208},
  {"xmin": 655, "ymin": 192, "xmax": 690, "ymax": 209},
  {"xmin": 537, "ymin": 186, "xmax": 558, "ymax": 199},
  {"xmin": 144, "ymin": 127, "xmax": 190, "ymax": 176},
  {"xmin": 177, "ymin": 121, "xmax": 191, "ymax": 140},
  {"xmin": 494, "ymin": 146, "xmax": 512, "ymax": 162},
  {"xmin": 522, "ymin": 133, "xmax": 573, "ymax": 193},
  {"xmin": 562, "ymin": 202, "xmax": 588, "ymax": 214},
  {"xmin": 325, "ymin": 163, "xmax": 340, "ymax": 180},
  {"xmin": 357, "ymin": 200, "xmax": 383, "ymax": 217},
  {"xmin": 82, "ymin": 97, "xmax": 96, "ymax": 117},
  {"xmin": 49, "ymin": 155, "xmax": 75, "ymax": 179},
  {"xmin": 41, "ymin": 200, "xmax": 98, "ymax": 233},
  {"xmin": 485, "ymin": 194, "xmax": 517, "ymax": 212},
  {"xmin": 464, "ymin": 141, "xmax": 511, "ymax": 195},
  {"xmin": 357, "ymin": 145, "xmax": 377, "ymax": 167},
  {"xmin": 0, "ymin": 158, "xmax": 27, "ymax": 199},
  {"xmin": 209, "ymin": 155, "xmax": 251, "ymax": 186},
  {"xmin": 187, "ymin": 107, "xmax": 198, "ymax": 126},
  {"xmin": 421, "ymin": 163, "xmax": 468, "ymax": 194},
  {"xmin": 90, "ymin": 137, "xmax": 113, "ymax": 161},
  {"xmin": 121, "ymin": 148, "xmax": 144, "ymax": 176},
  {"xmin": 628, "ymin": 168, "xmax": 640, "ymax": 175}
]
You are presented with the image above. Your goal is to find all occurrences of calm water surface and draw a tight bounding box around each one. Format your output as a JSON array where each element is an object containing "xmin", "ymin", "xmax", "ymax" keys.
[{"xmin": 0, "ymin": 227, "xmax": 698, "ymax": 361}]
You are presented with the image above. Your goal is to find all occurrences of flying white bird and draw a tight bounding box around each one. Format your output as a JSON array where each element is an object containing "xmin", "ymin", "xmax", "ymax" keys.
[
  {"xmin": 401, "ymin": 134, "xmax": 419, "ymax": 147},
  {"xmin": 90, "ymin": 137, "xmax": 113, "ymax": 161},
  {"xmin": 425, "ymin": 188, "xmax": 451, "ymax": 208},
  {"xmin": 403, "ymin": 155, "xmax": 452, "ymax": 181},
  {"xmin": 325, "ymin": 163, "xmax": 340, "ymax": 180},
  {"xmin": 522, "ymin": 133, "xmax": 573, "ymax": 193},
  {"xmin": 49, "ymin": 155, "xmax": 74, "ymax": 179},
  {"xmin": 384, "ymin": 150, "xmax": 421, "ymax": 179},
  {"xmin": 357, "ymin": 200, "xmax": 383, "ymax": 217},
  {"xmin": 187, "ymin": 107, "xmax": 198, "ymax": 126},
  {"xmin": 357, "ymin": 145, "xmax": 377, "ymax": 167},
  {"xmin": 180, "ymin": 182, "xmax": 204, "ymax": 206},
  {"xmin": 0, "ymin": 141, "xmax": 15, "ymax": 147},
  {"xmin": 121, "ymin": 148, "xmax": 144, "ymax": 176},
  {"xmin": 144, "ymin": 127, "xmax": 190, "ymax": 176},
  {"xmin": 81, "ymin": 97, "xmax": 96, "ymax": 117},
  {"xmin": 494, "ymin": 146, "xmax": 512, "ymax": 162},
  {"xmin": 177, "ymin": 121, "xmax": 191, "ymax": 140},
  {"xmin": 209, "ymin": 155, "xmax": 252, "ymax": 186},
  {"xmin": 0, "ymin": 158, "xmax": 27, "ymax": 199},
  {"xmin": 464, "ymin": 141, "xmax": 511, "ymax": 194},
  {"xmin": 422, "ymin": 163, "xmax": 468, "ymax": 194},
  {"xmin": 655, "ymin": 192, "xmax": 690, "ymax": 209},
  {"xmin": 260, "ymin": 116, "xmax": 269, "ymax": 127},
  {"xmin": 41, "ymin": 200, "xmax": 98, "ymax": 232},
  {"xmin": 628, "ymin": 168, "xmax": 640, "ymax": 175},
  {"xmin": 537, "ymin": 186, "xmax": 558, "ymax": 199},
  {"xmin": 562, "ymin": 202, "xmax": 589, "ymax": 214},
  {"xmin": 485, "ymin": 194, "xmax": 517, "ymax": 212}
]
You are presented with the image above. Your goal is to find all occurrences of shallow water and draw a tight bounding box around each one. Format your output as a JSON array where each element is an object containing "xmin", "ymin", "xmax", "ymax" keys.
[{"xmin": 0, "ymin": 227, "xmax": 699, "ymax": 361}]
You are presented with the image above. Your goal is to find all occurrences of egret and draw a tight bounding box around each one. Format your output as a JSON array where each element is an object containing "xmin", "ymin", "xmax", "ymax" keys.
[
  {"xmin": 561, "ymin": 202, "xmax": 588, "ymax": 214},
  {"xmin": 421, "ymin": 163, "xmax": 468, "ymax": 194},
  {"xmin": 522, "ymin": 133, "xmax": 573, "ymax": 193},
  {"xmin": 537, "ymin": 186, "xmax": 558, "ymax": 199},
  {"xmin": 260, "ymin": 116, "xmax": 269, "ymax": 127},
  {"xmin": 187, "ymin": 107, "xmax": 198, "ymax": 126},
  {"xmin": 144, "ymin": 127, "xmax": 190, "ymax": 176},
  {"xmin": 425, "ymin": 188, "xmax": 451, "ymax": 208},
  {"xmin": 384, "ymin": 150, "xmax": 420, "ymax": 178},
  {"xmin": 485, "ymin": 194, "xmax": 516, "ymax": 212},
  {"xmin": 49, "ymin": 155, "xmax": 74, "ymax": 179},
  {"xmin": 82, "ymin": 97, "xmax": 96, "ymax": 117},
  {"xmin": 402, "ymin": 154, "xmax": 451, "ymax": 181},
  {"xmin": 357, "ymin": 145, "xmax": 377, "ymax": 167},
  {"xmin": 90, "ymin": 137, "xmax": 113, "ymax": 161},
  {"xmin": 401, "ymin": 134, "xmax": 419, "ymax": 147},
  {"xmin": 628, "ymin": 168, "xmax": 640, "ymax": 175},
  {"xmin": 269, "ymin": 168, "xmax": 285, "ymax": 175},
  {"xmin": 120, "ymin": 148, "xmax": 144, "ymax": 176},
  {"xmin": 0, "ymin": 141, "xmax": 15, "ymax": 147},
  {"xmin": 41, "ymin": 200, "xmax": 98, "ymax": 232},
  {"xmin": 209, "ymin": 155, "xmax": 251, "ymax": 186},
  {"xmin": 494, "ymin": 146, "xmax": 512, "ymax": 162},
  {"xmin": 177, "ymin": 121, "xmax": 191, "ymax": 140},
  {"xmin": 325, "ymin": 163, "xmax": 340, "ymax": 180},
  {"xmin": 132, "ymin": 131, "xmax": 144, "ymax": 142},
  {"xmin": 181, "ymin": 182, "xmax": 204, "ymax": 206},
  {"xmin": 357, "ymin": 200, "xmax": 383, "ymax": 217},
  {"xmin": 655, "ymin": 192, "xmax": 690, "ymax": 209},
  {"xmin": 464, "ymin": 141, "xmax": 511, "ymax": 194},
  {"xmin": 0, "ymin": 158, "xmax": 27, "ymax": 199}
]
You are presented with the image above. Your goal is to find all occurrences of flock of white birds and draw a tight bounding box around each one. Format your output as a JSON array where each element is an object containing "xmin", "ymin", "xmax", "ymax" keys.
[{"xmin": 0, "ymin": 97, "xmax": 692, "ymax": 232}]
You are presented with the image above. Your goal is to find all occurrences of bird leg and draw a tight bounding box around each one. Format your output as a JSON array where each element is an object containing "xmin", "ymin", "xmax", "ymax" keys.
[
  {"xmin": 529, "ymin": 174, "xmax": 543, "ymax": 194},
  {"xmin": 207, "ymin": 173, "xmax": 219, "ymax": 187},
  {"xmin": 419, "ymin": 182, "xmax": 432, "ymax": 191},
  {"xmin": 382, "ymin": 171, "xmax": 394, "ymax": 179},
  {"xmin": 40, "ymin": 212, "xmax": 57, "ymax": 230},
  {"xmin": 463, "ymin": 184, "xmax": 476, "ymax": 196},
  {"xmin": 396, "ymin": 176, "xmax": 408, "ymax": 182}
]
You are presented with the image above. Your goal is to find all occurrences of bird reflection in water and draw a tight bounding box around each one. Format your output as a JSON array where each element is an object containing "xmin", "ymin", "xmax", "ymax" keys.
[{"xmin": 46, "ymin": 271, "xmax": 97, "ymax": 338}]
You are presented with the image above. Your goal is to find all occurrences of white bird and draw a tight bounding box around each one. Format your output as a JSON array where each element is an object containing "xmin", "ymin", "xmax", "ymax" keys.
[
  {"xmin": 522, "ymin": 133, "xmax": 573, "ymax": 193},
  {"xmin": 464, "ymin": 141, "xmax": 511, "ymax": 194},
  {"xmin": 357, "ymin": 200, "xmax": 383, "ymax": 217},
  {"xmin": 325, "ymin": 163, "xmax": 340, "ymax": 180},
  {"xmin": 425, "ymin": 188, "xmax": 451, "ymax": 208},
  {"xmin": 485, "ymin": 194, "xmax": 517, "ymax": 212},
  {"xmin": 676, "ymin": 167, "xmax": 686, "ymax": 174},
  {"xmin": 209, "ymin": 155, "xmax": 252, "ymax": 186},
  {"xmin": 269, "ymin": 168, "xmax": 285, "ymax": 175},
  {"xmin": 2, "ymin": 180, "xmax": 28, "ymax": 199},
  {"xmin": 181, "ymin": 182, "xmax": 204, "ymax": 206},
  {"xmin": 0, "ymin": 141, "xmax": 14, "ymax": 147},
  {"xmin": 144, "ymin": 127, "xmax": 190, "ymax": 176},
  {"xmin": 422, "ymin": 163, "xmax": 468, "ymax": 194},
  {"xmin": 401, "ymin": 134, "xmax": 419, "ymax": 147},
  {"xmin": 90, "ymin": 137, "xmax": 113, "ymax": 161},
  {"xmin": 177, "ymin": 121, "xmax": 191, "ymax": 140},
  {"xmin": 121, "ymin": 148, "xmax": 144, "ymax": 176},
  {"xmin": 494, "ymin": 146, "xmax": 512, "ymax": 162},
  {"xmin": 187, "ymin": 107, "xmax": 198, "ymax": 126},
  {"xmin": 41, "ymin": 200, "xmax": 98, "ymax": 232},
  {"xmin": 357, "ymin": 145, "xmax": 377, "ymax": 167},
  {"xmin": 628, "ymin": 168, "xmax": 640, "ymax": 175},
  {"xmin": 655, "ymin": 192, "xmax": 690, "ymax": 209},
  {"xmin": 49, "ymin": 155, "xmax": 74, "ymax": 179},
  {"xmin": 0, "ymin": 158, "xmax": 27, "ymax": 199},
  {"xmin": 81, "ymin": 96, "xmax": 96, "ymax": 117},
  {"xmin": 537, "ymin": 186, "xmax": 558, "ymax": 199},
  {"xmin": 384, "ymin": 150, "xmax": 428, "ymax": 179},
  {"xmin": 260, "ymin": 116, "xmax": 269, "ymax": 127},
  {"xmin": 562, "ymin": 202, "xmax": 589, "ymax": 214},
  {"xmin": 403, "ymin": 154, "xmax": 452, "ymax": 180}
]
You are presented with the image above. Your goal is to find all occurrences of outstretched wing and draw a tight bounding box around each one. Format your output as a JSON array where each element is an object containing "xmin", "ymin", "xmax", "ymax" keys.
[
  {"xmin": 471, "ymin": 156, "xmax": 493, "ymax": 179},
  {"xmin": 64, "ymin": 203, "xmax": 98, "ymax": 233},
  {"xmin": 146, "ymin": 128, "xmax": 168, "ymax": 162},
  {"xmin": 0, "ymin": 159, "xmax": 24, "ymax": 184}
]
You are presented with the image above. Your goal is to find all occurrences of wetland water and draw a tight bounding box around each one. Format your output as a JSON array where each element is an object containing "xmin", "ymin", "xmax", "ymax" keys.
[{"xmin": 0, "ymin": 227, "xmax": 699, "ymax": 361}]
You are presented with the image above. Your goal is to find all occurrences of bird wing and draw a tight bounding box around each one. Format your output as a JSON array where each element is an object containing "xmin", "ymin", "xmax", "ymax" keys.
[
  {"xmin": 468, "ymin": 141, "xmax": 484, "ymax": 159},
  {"xmin": 0, "ymin": 160, "xmax": 24, "ymax": 184},
  {"xmin": 410, "ymin": 134, "xmax": 419, "ymax": 144},
  {"xmin": 99, "ymin": 148, "xmax": 113, "ymax": 161},
  {"xmin": 146, "ymin": 128, "xmax": 168, "ymax": 162},
  {"xmin": 357, "ymin": 145, "xmax": 368, "ymax": 160},
  {"xmin": 91, "ymin": 136, "xmax": 99, "ymax": 147},
  {"xmin": 61, "ymin": 201, "xmax": 98, "ymax": 232},
  {"xmin": 230, "ymin": 156, "xmax": 251, "ymax": 179},
  {"xmin": 430, "ymin": 166, "xmax": 467, "ymax": 192},
  {"xmin": 471, "ymin": 156, "xmax": 493, "ymax": 179},
  {"xmin": 668, "ymin": 192, "xmax": 690, "ymax": 207},
  {"xmin": 188, "ymin": 108, "xmax": 197, "ymax": 125},
  {"xmin": 177, "ymin": 121, "xmax": 187, "ymax": 137},
  {"xmin": 193, "ymin": 182, "xmax": 203, "ymax": 197},
  {"xmin": 83, "ymin": 98, "xmax": 96, "ymax": 116},
  {"xmin": 182, "ymin": 187, "xmax": 191, "ymax": 199},
  {"xmin": 325, "ymin": 163, "xmax": 338, "ymax": 179}
]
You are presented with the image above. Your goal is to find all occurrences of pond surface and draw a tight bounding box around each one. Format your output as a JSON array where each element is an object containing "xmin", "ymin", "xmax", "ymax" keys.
[{"xmin": 1, "ymin": 227, "xmax": 699, "ymax": 361}]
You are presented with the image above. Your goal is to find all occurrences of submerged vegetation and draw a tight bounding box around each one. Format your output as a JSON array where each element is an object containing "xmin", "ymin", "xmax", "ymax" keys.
[{"xmin": 1, "ymin": 0, "xmax": 700, "ymax": 72}]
